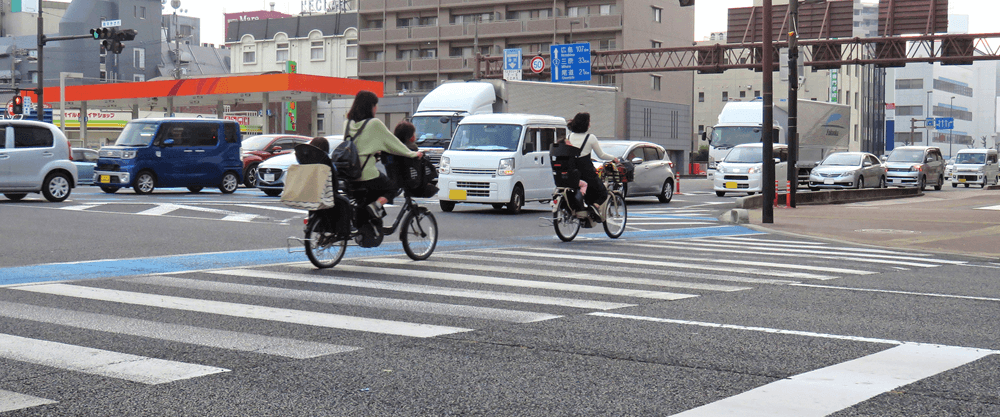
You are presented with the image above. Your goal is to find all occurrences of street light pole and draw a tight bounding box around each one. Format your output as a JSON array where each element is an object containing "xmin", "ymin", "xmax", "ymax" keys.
[
  {"xmin": 762, "ymin": 0, "xmax": 774, "ymax": 224},
  {"xmin": 926, "ymin": 90, "xmax": 932, "ymax": 146},
  {"xmin": 950, "ymin": 96, "xmax": 955, "ymax": 157},
  {"xmin": 569, "ymin": 20, "xmax": 580, "ymax": 44}
]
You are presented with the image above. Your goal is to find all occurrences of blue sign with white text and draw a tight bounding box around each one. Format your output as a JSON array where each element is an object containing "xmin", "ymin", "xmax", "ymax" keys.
[
  {"xmin": 935, "ymin": 117, "xmax": 954, "ymax": 130},
  {"xmin": 504, "ymin": 48, "xmax": 522, "ymax": 71},
  {"xmin": 550, "ymin": 43, "xmax": 591, "ymax": 83}
]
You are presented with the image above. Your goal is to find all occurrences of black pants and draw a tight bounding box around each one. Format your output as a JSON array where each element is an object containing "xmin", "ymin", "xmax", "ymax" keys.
[
  {"xmin": 578, "ymin": 162, "xmax": 608, "ymax": 206},
  {"xmin": 355, "ymin": 173, "xmax": 398, "ymax": 207}
]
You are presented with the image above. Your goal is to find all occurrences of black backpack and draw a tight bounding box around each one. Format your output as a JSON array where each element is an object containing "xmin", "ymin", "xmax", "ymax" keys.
[
  {"xmin": 400, "ymin": 155, "xmax": 439, "ymax": 197},
  {"xmin": 550, "ymin": 135, "xmax": 589, "ymax": 188},
  {"xmin": 332, "ymin": 119, "xmax": 373, "ymax": 180}
]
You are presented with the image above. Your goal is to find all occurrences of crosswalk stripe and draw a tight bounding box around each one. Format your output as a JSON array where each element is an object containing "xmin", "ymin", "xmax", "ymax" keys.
[
  {"xmin": 233, "ymin": 203, "xmax": 306, "ymax": 214},
  {"xmin": 709, "ymin": 236, "xmax": 938, "ymax": 257},
  {"xmin": 635, "ymin": 241, "xmax": 944, "ymax": 268},
  {"xmin": 0, "ymin": 333, "xmax": 229, "ymax": 385},
  {"xmin": 437, "ymin": 253, "xmax": 796, "ymax": 285},
  {"xmin": 366, "ymin": 256, "xmax": 753, "ymax": 292},
  {"xmin": 136, "ymin": 203, "xmax": 180, "ymax": 216},
  {"xmin": 210, "ymin": 269, "xmax": 633, "ymax": 310},
  {"xmin": 498, "ymin": 250, "xmax": 836, "ymax": 280},
  {"xmin": 131, "ymin": 276, "xmax": 560, "ymax": 324},
  {"xmin": 626, "ymin": 221, "xmax": 717, "ymax": 226},
  {"xmin": 0, "ymin": 390, "xmax": 57, "ymax": 413},
  {"xmin": 321, "ymin": 265, "xmax": 698, "ymax": 301},
  {"xmin": 60, "ymin": 204, "xmax": 98, "ymax": 211},
  {"xmin": 701, "ymin": 237, "xmax": 960, "ymax": 263},
  {"xmin": 708, "ymin": 236, "xmax": 830, "ymax": 246},
  {"xmin": 0, "ymin": 301, "xmax": 356, "ymax": 359},
  {"xmin": 14, "ymin": 283, "xmax": 470, "ymax": 338},
  {"xmin": 608, "ymin": 245, "xmax": 876, "ymax": 275}
]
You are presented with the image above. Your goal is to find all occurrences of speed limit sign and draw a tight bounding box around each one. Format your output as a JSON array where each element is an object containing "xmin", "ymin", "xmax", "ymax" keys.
[{"xmin": 530, "ymin": 56, "xmax": 545, "ymax": 74}]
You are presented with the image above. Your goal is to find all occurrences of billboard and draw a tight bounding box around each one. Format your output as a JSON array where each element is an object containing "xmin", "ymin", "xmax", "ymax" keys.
[{"xmin": 224, "ymin": 11, "xmax": 293, "ymax": 39}]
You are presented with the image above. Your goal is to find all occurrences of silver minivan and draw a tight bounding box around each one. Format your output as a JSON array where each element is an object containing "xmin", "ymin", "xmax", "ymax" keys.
[
  {"xmin": 884, "ymin": 146, "xmax": 946, "ymax": 190},
  {"xmin": 0, "ymin": 120, "xmax": 78, "ymax": 202},
  {"xmin": 951, "ymin": 148, "xmax": 999, "ymax": 188}
]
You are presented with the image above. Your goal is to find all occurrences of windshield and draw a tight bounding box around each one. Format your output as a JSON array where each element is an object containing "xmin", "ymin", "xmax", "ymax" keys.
[
  {"xmin": 821, "ymin": 154, "xmax": 862, "ymax": 166},
  {"xmin": 114, "ymin": 122, "xmax": 158, "ymax": 146},
  {"xmin": 412, "ymin": 115, "xmax": 457, "ymax": 146},
  {"xmin": 449, "ymin": 124, "xmax": 523, "ymax": 151},
  {"xmin": 594, "ymin": 144, "xmax": 629, "ymax": 161},
  {"xmin": 711, "ymin": 126, "xmax": 760, "ymax": 149},
  {"xmin": 955, "ymin": 153, "xmax": 986, "ymax": 164},
  {"xmin": 723, "ymin": 147, "xmax": 763, "ymax": 163},
  {"xmin": 887, "ymin": 149, "xmax": 924, "ymax": 163},
  {"xmin": 241, "ymin": 135, "xmax": 275, "ymax": 151}
]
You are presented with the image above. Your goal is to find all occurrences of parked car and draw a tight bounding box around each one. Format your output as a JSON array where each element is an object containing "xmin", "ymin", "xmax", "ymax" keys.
[
  {"xmin": 883, "ymin": 145, "xmax": 946, "ymax": 190},
  {"xmin": 0, "ymin": 120, "xmax": 78, "ymax": 202},
  {"xmin": 71, "ymin": 148, "xmax": 99, "ymax": 186},
  {"xmin": 951, "ymin": 148, "xmax": 999, "ymax": 188},
  {"xmin": 945, "ymin": 158, "xmax": 954, "ymax": 181},
  {"xmin": 95, "ymin": 118, "xmax": 242, "ymax": 194},
  {"xmin": 714, "ymin": 143, "xmax": 789, "ymax": 197},
  {"xmin": 240, "ymin": 134, "xmax": 311, "ymax": 188},
  {"xmin": 807, "ymin": 152, "xmax": 886, "ymax": 190},
  {"xmin": 257, "ymin": 136, "xmax": 342, "ymax": 197},
  {"xmin": 594, "ymin": 140, "xmax": 675, "ymax": 203}
]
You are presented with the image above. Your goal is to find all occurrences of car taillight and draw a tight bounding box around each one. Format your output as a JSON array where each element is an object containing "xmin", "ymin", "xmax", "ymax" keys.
[
  {"xmin": 67, "ymin": 141, "xmax": 73, "ymax": 161},
  {"xmin": 668, "ymin": 161, "xmax": 674, "ymax": 169}
]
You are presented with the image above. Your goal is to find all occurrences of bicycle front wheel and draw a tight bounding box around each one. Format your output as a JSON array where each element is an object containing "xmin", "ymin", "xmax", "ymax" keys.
[
  {"xmin": 553, "ymin": 198, "xmax": 580, "ymax": 242},
  {"xmin": 304, "ymin": 216, "xmax": 347, "ymax": 268},
  {"xmin": 401, "ymin": 207, "xmax": 438, "ymax": 260},
  {"xmin": 603, "ymin": 192, "xmax": 627, "ymax": 239}
]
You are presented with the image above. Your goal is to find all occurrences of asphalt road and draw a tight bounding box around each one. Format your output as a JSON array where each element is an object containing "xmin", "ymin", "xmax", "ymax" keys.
[{"xmin": 1, "ymin": 181, "xmax": 998, "ymax": 416}]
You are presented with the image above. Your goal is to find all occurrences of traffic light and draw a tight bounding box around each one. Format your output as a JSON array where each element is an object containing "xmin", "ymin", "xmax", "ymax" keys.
[
  {"xmin": 89, "ymin": 27, "xmax": 136, "ymax": 54},
  {"xmin": 11, "ymin": 95, "xmax": 23, "ymax": 115},
  {"xmin": 679, "ymin": 0, "xmax": 694, "ymax": 6}
]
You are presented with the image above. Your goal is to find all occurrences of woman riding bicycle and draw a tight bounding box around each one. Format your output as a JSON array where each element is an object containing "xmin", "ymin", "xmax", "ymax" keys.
[
  {"xmin": 565, "ymin": 112, "xmax": 618, "ymax": 214},
  {"xmin": 344, "ymin": 91, "xmax": 422, "ymax": 219}
]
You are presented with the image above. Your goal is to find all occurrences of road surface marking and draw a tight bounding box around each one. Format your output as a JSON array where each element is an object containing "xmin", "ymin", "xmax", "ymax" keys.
[
  {"xmin": 691, "ymin": 237, "xmax": 961, "ymax": 264},
  {"xmin": 792, "ymin": 283, "xmax": 1000, "ymax": 303},
  {"xmin": 504, "ymin": 249, "xmax": 836, "ymax": 280},
  {"xmin": 624, "ymin": 244, "xmax": 876, "ymax": 275},
  {"xmin": 211, "ymin": 269, "xmax": 633, "ymax": 310},
  {"xmin": 366, "ymin": 256, "xmax": 752, "ymax": 292},
  {"xmin": 131, "ymin": 275, "xmax": 560, "ymax": 323},
  {"xmin": 635, "ymin": 241, "xmax": 947, "ymax": 268},
  {"xmin": 707, "ymin": 235, "xmax": 938, "ymax": 256},
  {"xmin": 0, "ymin": 301, "xmax": 356, "ymax": 359},
  {"xmin": 13, "ymin": 283, "xmax": 470, "ymax": 338},
  {"xmin": 0, "ymin": 390, "xmax": 57, "ymax": 413},
  {"xmin": 670, "ymin": 344, "xmax": 992, "ymax": 417},
  {"xmin": 0, "ymin": 333, "xmax": 229, "ymax": 385}
]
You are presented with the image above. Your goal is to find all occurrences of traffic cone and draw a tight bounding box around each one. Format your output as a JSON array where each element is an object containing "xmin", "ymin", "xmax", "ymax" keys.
[{"xmin": 675, "ymin": 175, "xmax": 682, "ymax": 195}]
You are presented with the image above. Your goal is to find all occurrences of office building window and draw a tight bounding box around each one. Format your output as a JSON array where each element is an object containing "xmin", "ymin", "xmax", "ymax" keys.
[
  {"xmin": 346, "ymin": 39, "xmax": 358, "ymax": 58},
  {"xmin": 895, "ymin": 78, "xmax": 923, "ymax": 89},
  {"xmin": 317, "ymin": 113, "xmax": 325, "ymax": 133},
  {"xmin": 896, "ymin": 105, "xmax": 923, "ymax": 116},
  {"xmin": 754, "ymin": 90, "xmax": 760, "ymax": 97},
  {"xmin": 653, "ymin": 7, "xmax": 663, "ymax": 23},
  {"xmin": 739, "ymin": 90, "xmax": 746, "ymax": 98},
  {"xmin": 276, "ymin": 42, "xmax": 289, "ymax": 62},
  {"xmin": 599, "ymin": 39, "xmax": 617, "ymax": 50},
  {"xmin": 600, "ymin": 5, "xmax": 615, "ymax": 15},
  {"xmin": 366, "ymin": 19, "xmax": 383, "ymax": 29},
  {"xmin": 722, "ymin": 91, "xmax": 729, "ymax": 101},
  {"xmin": 134, "ymin": 74, "xmax": 145, "ymax": 82},
  {"xmin": 651, "ymin": 75, "xmax": 661, "ymax": 91},
  {"xmin": 311, "ymin": 41, "xmax": 324, "ymax": 60},
  {"xmin": 599, "ymin": 74, "xmax": 616, "ymax": 86},
  {"xmin": 651, "ymin": 40, "xmax": 662, "ymax": 49},
  {"xmin": 366, "ymin": 50, "xmax": 384, "ymax": 61},
  {"xmin": 133, "ymin": 48, "xmax": 145, "ymax": 69},
  {"xmin": 698, "ymin": 92, "xmax": 704, "ymax": 102},
  {"xmin": 420, "ymin": 48, "xmax": 436, "ymax": 59},
  {"xmin": 419, "ymin": 16, "xmax": 438, "ymax": 26},
  {"xmin": 134, "ymin": 5, "xmax": 145, "ymax": 19},
  {"xmin": 242, "ymin": 45, "xmax": 256, "ymax": 64},
  {"xmin": 419, "ymin": 80, "xmax": 436, "ymax": 91},
  {"xmin": 567, "ymin": 6, "xmax": 588, "ymax": 17},
  {"xmin": 397, "ymin": 81, "xmax": 413, "ymax": 92}
]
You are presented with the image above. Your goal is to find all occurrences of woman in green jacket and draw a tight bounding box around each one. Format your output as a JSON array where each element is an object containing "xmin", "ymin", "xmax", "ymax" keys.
[{"xmin": 344, "ymin": 90, "xmax": 422, "ymax": 218}]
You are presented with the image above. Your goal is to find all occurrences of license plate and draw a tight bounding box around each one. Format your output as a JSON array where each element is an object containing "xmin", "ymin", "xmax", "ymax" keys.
[
  {"xmin": 449, "ymin": 189, "xmax": 468, "ymax": 200},
  {"xmin": 824, "ymin": 178, "xmax": 835, "ymax": 185},
  {"xmin": 725, "ymin": 182, "xmax": 737, "ymax": 189},
  {"xmin": 959, "ymin": 178, "xmax": 966, "ymax": 182},
  {"xmin": 264, "ymin": 173, "xmax": 275, "ymax": 182},
  {"xmin": 99, "ymin": 175, "xmax": 110, "ymax": 183},
  {"xmin": 890, "ymin": 179, "xmax": 898, "ymax": 183}
]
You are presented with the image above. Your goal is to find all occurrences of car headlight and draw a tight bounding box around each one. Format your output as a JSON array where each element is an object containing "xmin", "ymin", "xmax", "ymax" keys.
[
  {"xmin": 438, "ymin": 156, "xmax": 451, "ymax": 175},
  {"xmin": 747, "ymin": 165, "xmax": 761, "ymax": 174},
  {"xmin": 498, "ymin": 158, "xmax": 514, "ymax": 176},
  {"xmin": 122, "ymin": 150, "xmax": 137, "ymax": 159},
  {"xmin": 909, "ymin": 164, "xmax": 923, "ymax": 172},
  {"xmin": 708, "ymin": 157, "xmax": 717, "ymax": 169}
]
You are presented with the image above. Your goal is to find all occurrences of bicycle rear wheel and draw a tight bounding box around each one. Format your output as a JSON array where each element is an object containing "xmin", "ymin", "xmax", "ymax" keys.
[
  {"xmin": 304, "ymin": 216, "xmax": 347, "ymax": 268},
  {"xmin": 553, "ymin": 197, "xmax": 581, "ymax": 242},
  {"xmin": 603, "ymin": 192, "xmax": 627, "ymax": 239},
  {"xmin": 401, "ymin": 207, "xmax": 438, "ymax": 260}
]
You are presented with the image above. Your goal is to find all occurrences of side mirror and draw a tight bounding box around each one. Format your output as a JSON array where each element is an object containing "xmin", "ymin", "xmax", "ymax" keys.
[
  {"xmin": 631, "ymin": 157, "xmax": 644, "ymax": 165},
  {"xmin": 439, "ymin": 117, "xmax": 450, "ymax": 124},
  {"xmin": 880, "ymin": 155, "xmax": 887, "ymax": 162},
  {"xmin": 163, "ymin": 138, "xmax": 175, "ymax": 147},
  {"xmin": 774, "ymin": 158, "xmax": 781, "ymax": 164},
  {"xmin": 863, "ymin": 161, "xmax": 873, "ymax": 167},
  {"xmin": 271, "ymin": 146, "xmax": 282, "ymax": 153}
]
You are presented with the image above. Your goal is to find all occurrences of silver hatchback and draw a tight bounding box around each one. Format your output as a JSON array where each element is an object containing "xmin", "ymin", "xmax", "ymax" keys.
[
  {"xmin": 0, "ymin": 120, "xmax": 78, "ymax": 202},
  {"xmin": 884, "ymin": 146, "xmax": 946, "ymax": 190},
  {"xmin": 595, "ymin": 140, "xmax": 676, "ymax": 203},
  {"xmin": 808, "ymin": 152, "xmax": 886, "ymax": 190}
]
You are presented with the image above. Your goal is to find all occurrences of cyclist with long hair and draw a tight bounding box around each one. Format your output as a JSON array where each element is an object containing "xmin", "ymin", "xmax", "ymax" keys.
[{"xmin": 565, "ymin": 112, "xmax": 618, "ymax": 213}]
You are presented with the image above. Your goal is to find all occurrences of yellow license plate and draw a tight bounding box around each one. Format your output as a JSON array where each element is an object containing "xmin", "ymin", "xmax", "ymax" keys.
[
  {"xmin": 725, "ymin": 182, "xmax": 738, "ymax": 189},
  {"xmin": 959, "ymin": 178, "xmax": 966, "ymax": 182},
  {"xmin": 448, "ymin": 189, "xmax": 468, "ymax": 200},
  {"xmin": 100, "ymin": 175, "xmax": 110, "ymax": 183}
]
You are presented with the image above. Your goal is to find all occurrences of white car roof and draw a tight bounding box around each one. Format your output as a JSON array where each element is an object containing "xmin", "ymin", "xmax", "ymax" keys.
[
  {"xmin": 733, "ymin": 142, "xmax": 788, "ymax": 149},
  {"xmin": 458, "ymin": 113, "xmax": 566, "ymax": 126}
]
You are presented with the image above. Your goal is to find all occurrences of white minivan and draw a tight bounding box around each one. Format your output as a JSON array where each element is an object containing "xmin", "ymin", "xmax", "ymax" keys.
[
  {"xmin": 951, "ymin": 148, "xmax": 1000, "ymax": 188},
  {"xmin": 437, "ymin": 114, "xmax": 567, "ymax": 214}
]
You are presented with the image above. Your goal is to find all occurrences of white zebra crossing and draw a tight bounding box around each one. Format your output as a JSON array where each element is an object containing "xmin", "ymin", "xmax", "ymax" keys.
[
  {"xmin": 0, "ymin": 390, "xmax": 56, "ymax": 412},
  {"xmin": 633, "ymin": 241, "xmax": 952, "ymax": 268}
]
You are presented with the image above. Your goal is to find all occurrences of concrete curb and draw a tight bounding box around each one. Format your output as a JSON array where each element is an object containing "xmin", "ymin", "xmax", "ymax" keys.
[{"xmin": 734, "ymin": 187, "xmax": 922, "ymax": 210}]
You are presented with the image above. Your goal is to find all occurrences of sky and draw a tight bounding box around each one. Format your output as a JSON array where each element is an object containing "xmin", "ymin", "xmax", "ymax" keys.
[{"xmin": 55, "ymin": 0, "xmax": 1000, "ymax": 46}]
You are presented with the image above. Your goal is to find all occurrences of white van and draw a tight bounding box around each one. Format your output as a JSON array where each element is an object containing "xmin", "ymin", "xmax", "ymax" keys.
[
  {"xmin": 951, "ymin": 148, "xmax": 999, "ymax": 188},
  {"xmin": 437, "ymin": 114, "xmax": 567, "ymax": 214}
]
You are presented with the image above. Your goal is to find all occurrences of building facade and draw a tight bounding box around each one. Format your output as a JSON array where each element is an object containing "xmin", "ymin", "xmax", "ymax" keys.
[{"xmin": 356, "ymin": 0, "xmax": 695, "ymax": 170}]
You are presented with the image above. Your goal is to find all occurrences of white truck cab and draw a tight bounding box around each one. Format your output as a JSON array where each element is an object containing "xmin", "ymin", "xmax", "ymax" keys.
[
  {"xmin": 411, "ymin": 82, "xmax": 496, "ymax": 165},
  {"xmin": 437, "ymin": 114, "xmax": 567, "ymax": 214}
]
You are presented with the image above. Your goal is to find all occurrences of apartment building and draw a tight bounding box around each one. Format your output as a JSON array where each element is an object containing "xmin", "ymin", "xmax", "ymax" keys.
[{"xmin": 356, "ymin": 0, "xmax": 695, "ymax": 168}]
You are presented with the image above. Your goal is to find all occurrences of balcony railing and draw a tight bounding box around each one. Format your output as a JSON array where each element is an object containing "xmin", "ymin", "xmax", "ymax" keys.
[{"xmin": 358, "ymin": 14, "xmax": 622, "ymax": 45}]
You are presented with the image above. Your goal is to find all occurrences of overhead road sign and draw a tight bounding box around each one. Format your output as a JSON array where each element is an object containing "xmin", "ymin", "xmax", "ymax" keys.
[
  {"xmin": 934, "ymin": 117, "xmax": 954, "ymax": 130},
  {"xmin": 550, "ymin": 43, "xmax": 591, "ymax": 83},
  {"xmin": 503, "ymin": 48, "xmax": 522, "ymax": 81}
]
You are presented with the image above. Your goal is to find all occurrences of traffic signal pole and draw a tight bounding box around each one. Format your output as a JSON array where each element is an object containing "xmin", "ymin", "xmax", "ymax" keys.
[{"xmin": 762, "ymin": 0, "xmax": 775, "ymax": 224}]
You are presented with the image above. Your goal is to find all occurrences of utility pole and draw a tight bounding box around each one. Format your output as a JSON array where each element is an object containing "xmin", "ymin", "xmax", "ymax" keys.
[
  {"xmin": 786, "ymin": 0, "xmax": 799, "ymax": 208},
  {"xmin": 36, "ymin": 0, "xmax": 43, "ymax": 121},
  {"xmin": 762, "ymin": 0, "xmax": 775, "ymax": 223}
]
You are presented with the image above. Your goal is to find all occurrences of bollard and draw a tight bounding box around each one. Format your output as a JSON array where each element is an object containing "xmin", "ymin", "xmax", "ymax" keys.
[
  {"xmin": 675, "ymin": 175, "xmax": 682, "ymax": 195},
  {"xmin": 786, "ymin": 180, "xmax": 791, "ymax": 208},
  {"xmin": 774, "ymin": 180, "xmax": 779, "ymax": 207}
]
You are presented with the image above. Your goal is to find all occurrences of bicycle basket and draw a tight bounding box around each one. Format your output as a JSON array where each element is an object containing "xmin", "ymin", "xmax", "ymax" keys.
[{"xmin": 599, "ymin": 162, "xmax": 627, "ymax": 184}]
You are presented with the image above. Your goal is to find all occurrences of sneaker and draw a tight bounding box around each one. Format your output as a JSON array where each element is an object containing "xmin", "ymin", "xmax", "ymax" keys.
[
  {"xmin": 598, "ymin": 195, "xmax": 611, "ymax": 214},
  {"xmin": 366, "ymin": 201, "xmax": 386, "ymax": 219}
]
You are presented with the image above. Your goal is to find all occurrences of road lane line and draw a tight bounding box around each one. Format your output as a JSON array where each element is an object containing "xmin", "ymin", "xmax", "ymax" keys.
[
  {"xmin": 0, "ymin": 390, "xmax": 57, "ymax": 413},
  {"xmin": 0, "ymin": 301, "xmax": 356, "ymax": 359},
  {"xmin": 136, "ymin": 203, "xmax": 181, "ymax": 216},
  {"xmin": 634, "ymin": 241, "xmax": 945, "ymax": 268},
  {"xmin": 670, "ymin": 344, "xmax": 993, "ymax": 417},
  {"xmin": 707, "ymin": 236, "xmax": 937, "ymax": 256},
  {"xmin": 791, "ymin": 283, "xmax": 1000, "ymax": 303},
  {"xmin": 365, "ymin": 257, "xmax": 753, "ymax": 292},
  {"xmin": 232, "ymin": 203, "xmax": 307, "ymax": 214},
  {"xmin": 619, "ymin": 244, "xmax": 876, "ymax": 275},
  {"xmin": 130, "ymin": 276, "xmax": 561, "ymax": 323},
  {"xmin": 323, "ymin": 265, "xmax": 698, "ymax": 301},
  {"xmin": 0, "ymin": 333, "xmax": 229, "ymax": 385},
  {"xmin": 499, "ymin": 249, "xmax": 837, "ymax": 280},
  {"xmin": 13, "ymin": 283, "xmax": 470, "ymax": 338},
  {"xmin": 210, "ymin": 269, "xmax": 632, "ymax": 310}
]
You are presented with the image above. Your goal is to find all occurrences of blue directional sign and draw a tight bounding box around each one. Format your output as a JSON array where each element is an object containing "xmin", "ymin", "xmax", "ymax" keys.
[
  {"xmin": 550, "ymin": 43, "xmax": 591, "ymax": 83},
  {"xmin": 925, "ymin": 118, "xmax": 935, "ymax": 127},
  {"xmin": 935, "ymin": 117, "xmax": 954, "ymax": 130},
  {"xmin": 503, "ymin": 48, "xmax": 522, "ymax": 81}
]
